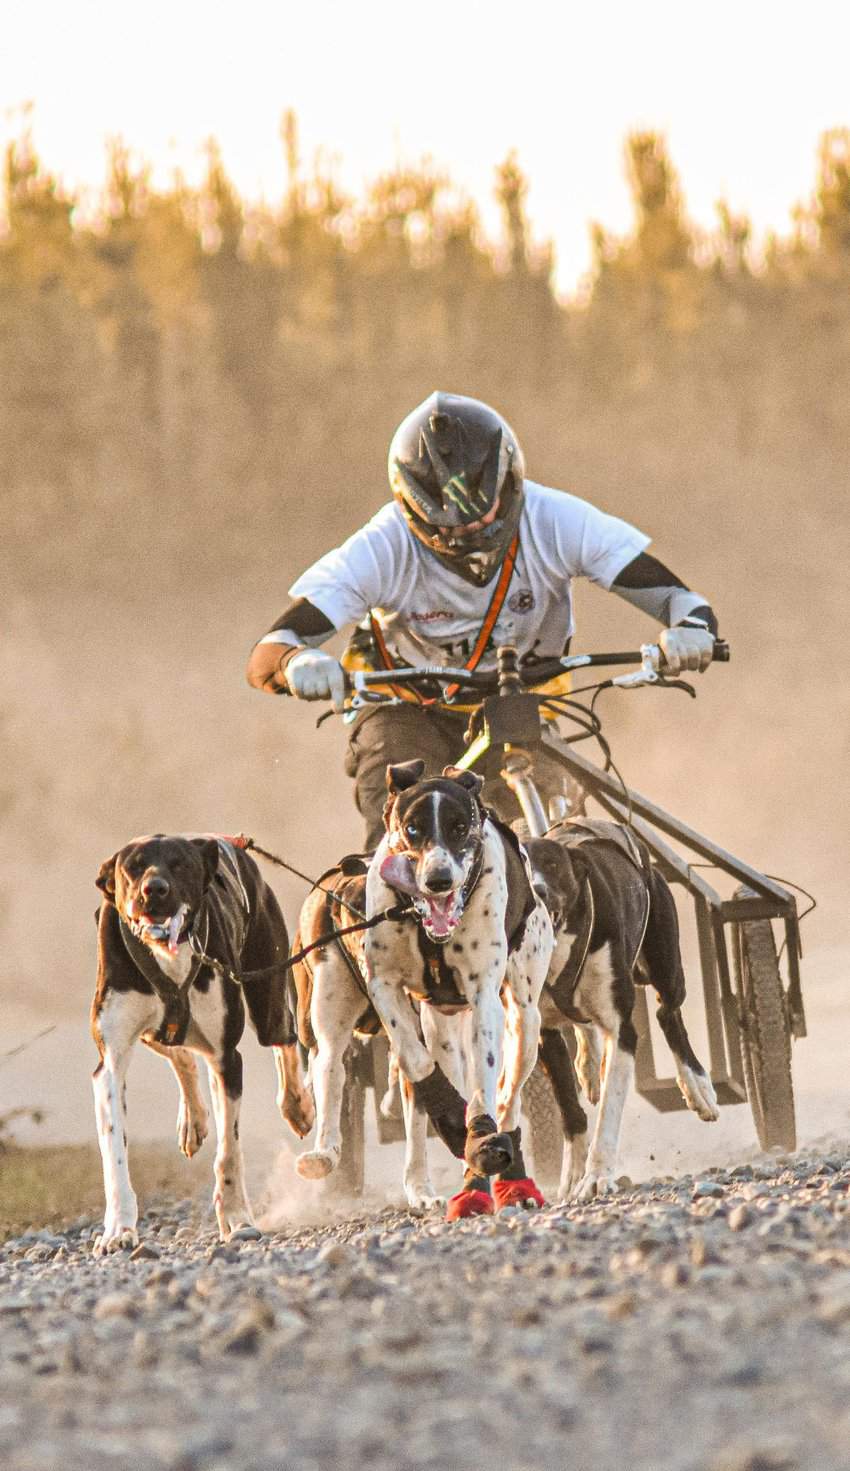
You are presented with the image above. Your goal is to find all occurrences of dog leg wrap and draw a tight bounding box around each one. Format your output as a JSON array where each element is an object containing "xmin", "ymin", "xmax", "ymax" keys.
[
  {"xmin": 493, "ymin": 1128, "xmax": 545, "ymax": 1209},
  {"xmin": 464, "ymin": 1113, "xmax": 514, "ymax": 1178},
  {"xmin": 446, "ymin": 1185, "xmax": 494, "ymax": 1221},
  {"xmin": 412, "ymin": 1064, "xmax": 468, "ymax": 1158},
  {"xmin": 493, "ymin": 1178, "xmax": 546, "ymax": 1210}
]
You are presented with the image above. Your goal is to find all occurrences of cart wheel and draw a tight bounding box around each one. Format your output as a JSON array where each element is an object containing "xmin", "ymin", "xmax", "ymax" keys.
[
  {"xmin": 734, "ymin": 903, "xmax": 796, "ymax": 1153},
  {"xmin": 326, "ymin": 1045, "xmax": 366, "ymax": 1198},
  {"xmin": 522, "ymin": 1061, "xmax": 564, "ymax": 1187}
]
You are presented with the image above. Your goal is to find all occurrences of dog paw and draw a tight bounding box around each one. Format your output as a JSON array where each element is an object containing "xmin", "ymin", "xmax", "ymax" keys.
[
  {"xmin": 279, "ymin": 1087, "xmax": 316, "ymax": 1139},
  {"xmin": 295, "ymin": 1147, "xmax": 340, "ymax": 1180},
  {"xmin": 404, "ymin": 1181, "xmax": 444, "ymax": 1212},
  {"xmin": 227, "ymin": 1224, "xmax": 263, "ymax": 1243},
  {"xmin": 93, "ymin": 1225, "xmax": 139, "ymax": 1257},
  {"xmin": 677, "ymin": 1065, "xmax": 720, "ymax": 1122},
  {"xmin": 445, "ymin": 1189, "xmax": 494, "ymax": 1221},
  {"xmin": 379, "ymin": 1085, "xmax": 403, "ymax": 1121},
  {"xmin": 177, "ymin": 1105, "xmax": 208, "ymax": 1158},
  {"xmin": 577, "ymin": 1069, "xmax": 601, "ymax": 1106},
  {"xmin": 574, "ymin": 1167, "xmax": 618, "ymax": 1203}
]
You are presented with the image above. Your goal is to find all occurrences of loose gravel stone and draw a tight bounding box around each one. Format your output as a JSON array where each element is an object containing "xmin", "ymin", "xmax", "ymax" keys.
[
  {"xmin": 93, "ymin": 1292, "xmax": 139, "ymax": 1320},
  {"xmin": 315, "ymin": 1240, "xmax": 354, "ymax": 1268},
  {"xmin": 2, "ymin": 1149, "xmax": 850, "ymax": 1470},
  {"xmin": 129, "ymin": 1242, "xmax": 161, "ymax": 1261}
]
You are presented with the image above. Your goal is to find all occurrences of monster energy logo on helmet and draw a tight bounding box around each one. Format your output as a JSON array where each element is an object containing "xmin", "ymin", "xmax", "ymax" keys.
[{"xmin": 388, "ymin": 391, "xmax": 526, "ymax": 587}]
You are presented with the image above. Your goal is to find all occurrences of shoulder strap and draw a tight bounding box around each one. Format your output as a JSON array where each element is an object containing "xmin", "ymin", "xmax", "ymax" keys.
[
  {"xmin": 119, "ymin": 918, "xmax": 205, "ymax": 1047},
  {"xmin": 368, "ymin": 530, "xmax": 520, "ymax": 704}
]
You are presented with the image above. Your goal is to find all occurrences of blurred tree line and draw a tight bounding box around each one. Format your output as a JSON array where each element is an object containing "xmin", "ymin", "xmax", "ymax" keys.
[{"xmin": 3, "ymin": 115, "xmax": 849, "ymax": 599}]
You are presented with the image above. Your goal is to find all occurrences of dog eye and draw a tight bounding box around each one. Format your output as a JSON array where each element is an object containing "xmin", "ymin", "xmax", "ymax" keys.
[
  {"xmin": 451, "ymin": 821, "xmax": 468, "ymax": 840},
  {"xmin": 404, "ymin": 823, "xmax": 420, "ymax": 841}
]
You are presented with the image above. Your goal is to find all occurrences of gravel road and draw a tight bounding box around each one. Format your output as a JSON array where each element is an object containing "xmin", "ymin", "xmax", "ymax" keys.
[{"xmin": 3, "ymin": 1150, "xmax": 850, "ymax": 1471}]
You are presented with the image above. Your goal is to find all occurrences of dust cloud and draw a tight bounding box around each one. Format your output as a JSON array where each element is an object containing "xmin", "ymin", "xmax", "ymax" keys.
[{"xmin": 2, "ymin": 125, "xmax": 848, "ymax": 1203}]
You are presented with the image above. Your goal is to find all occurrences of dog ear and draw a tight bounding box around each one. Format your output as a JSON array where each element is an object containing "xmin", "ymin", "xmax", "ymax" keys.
[
  {"xmin": 386, "ymin": 759, "xmax": 426, "ymax": 794},
  {"xmin": 442, "ymin": 765, "xmax": 484, "ymax": 797},
  {"xmin": 191, "ymin": 837, "xmax": 220, "ymax": 889},
  {"xmin": 95, "ymin": 854, "xmax": 118, "ymax": 899}
]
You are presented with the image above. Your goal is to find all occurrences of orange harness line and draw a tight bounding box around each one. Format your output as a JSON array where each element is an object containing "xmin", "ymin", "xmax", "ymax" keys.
[{"xmin": 369, "ymin": 531, "xmax": 520, "ymax": 706}]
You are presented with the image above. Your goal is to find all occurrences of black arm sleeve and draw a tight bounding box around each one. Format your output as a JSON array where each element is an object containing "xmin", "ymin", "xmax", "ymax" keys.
[
  {"xmin": 613, "ymin": 552, "xmax": 687, "ymax": 592},
  {"xmin": 612, "ymin": 552, "xmax": 719, "ymax": 636},
  {"xmin": 263, "ymin": 598, "xmax": 337, "ymax": 642}
]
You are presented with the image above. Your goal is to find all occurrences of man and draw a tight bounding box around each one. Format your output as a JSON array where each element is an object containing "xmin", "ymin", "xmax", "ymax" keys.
[{"xmin": 247, "ymin": 392, "xmax": 718, "ymax": 849}]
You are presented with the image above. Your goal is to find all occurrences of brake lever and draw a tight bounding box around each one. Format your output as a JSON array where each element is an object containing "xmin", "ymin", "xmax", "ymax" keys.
[
  {"xmin": 610, "ymin": 644, "xmax": 661, "ymax": 688},
  {"xmin": 654, "ymin": 676, "xmax": 697, "ymax": 699}
]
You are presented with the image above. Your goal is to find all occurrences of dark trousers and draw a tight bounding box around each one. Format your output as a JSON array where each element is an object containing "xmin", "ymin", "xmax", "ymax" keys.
[{"xmin": 344, "ymin": 704, "xmax": 577, "ymax": 852}]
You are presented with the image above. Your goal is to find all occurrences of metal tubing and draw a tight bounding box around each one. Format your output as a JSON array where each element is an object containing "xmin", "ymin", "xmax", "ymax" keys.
[{"xmin": 541, "ymin": 732, "xmax": 797, "ymax": 909}]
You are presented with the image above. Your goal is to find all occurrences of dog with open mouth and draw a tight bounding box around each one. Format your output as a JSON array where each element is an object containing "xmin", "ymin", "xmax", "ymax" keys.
[
  {"xmin": 288, "ymin": 858, "xmax": 467, "ymax": 1210},
  {"xmin": 91, "ymin": 833, "xmax": 314, "ymax": 1255},
  {"xmin": 354, "ymin": 760, "xmax": 555, "ymax": 1219}
]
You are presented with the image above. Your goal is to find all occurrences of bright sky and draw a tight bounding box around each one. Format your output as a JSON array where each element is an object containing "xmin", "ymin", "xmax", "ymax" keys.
[{"xmin": 4, "ymin": 0, "xmax": 850, "ymax": 294}]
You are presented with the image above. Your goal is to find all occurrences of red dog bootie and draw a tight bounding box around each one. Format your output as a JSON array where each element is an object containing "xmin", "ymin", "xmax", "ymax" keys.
[
  {"xmin": 493, "ymin": 1178, "xmax": 546, "ymax": 1211},
  {"xmin": 445, "ymin": 1189, "xmax": 495, "ymax": 1222}
]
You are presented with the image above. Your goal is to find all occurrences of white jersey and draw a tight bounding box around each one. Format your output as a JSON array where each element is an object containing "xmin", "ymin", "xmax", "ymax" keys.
[{"xmin": 282, "ymin": 481, "xmax": 649, "ymax": 669}]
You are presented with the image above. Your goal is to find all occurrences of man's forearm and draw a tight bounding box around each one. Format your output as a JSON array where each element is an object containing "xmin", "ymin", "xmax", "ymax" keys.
[
  {"xmin": 246, "ymin": 597, "xmax": 337, "ymax": 693},
  {"xmin": 611, "ymin": 552, "xmax": 718, "ymax": 635}
]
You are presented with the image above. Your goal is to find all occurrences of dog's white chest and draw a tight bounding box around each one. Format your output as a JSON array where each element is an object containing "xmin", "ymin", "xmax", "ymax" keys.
[{"xmin": 149, "ymin": 943, "xmax": 195, "ymax": 986}]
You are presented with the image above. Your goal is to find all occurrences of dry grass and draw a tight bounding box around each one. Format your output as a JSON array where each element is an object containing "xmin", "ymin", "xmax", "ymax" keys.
[{"xmin": 0, "ymin": 1143, "xmax": 202, "ymax": 1242}]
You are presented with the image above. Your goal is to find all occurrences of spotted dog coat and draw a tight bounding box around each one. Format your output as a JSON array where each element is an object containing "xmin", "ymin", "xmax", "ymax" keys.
[
  {"xmin": 526, "ymin": 819, "xmax": 719, "ymax": 1202},
  {"xmin": 288, "ymin": 861, "xmax": 465, "ymax": 1209},
  {"xmin": 91, "ymin": 834, "xmax": 313, "ymax": 1255},
  {"xmin": 360, "ymin": 761, "xmax": 555, "ymax": 1216}
]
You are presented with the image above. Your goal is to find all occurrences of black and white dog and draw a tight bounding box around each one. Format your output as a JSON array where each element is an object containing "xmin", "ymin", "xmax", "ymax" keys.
[
  {"xmin": 526, "ymin": 819, "xmax": 719, "ymax": 1201},
  {"xmin": 289, "ymin": 859, "xmax": 462, "ymax": 1209},
  {"xmin": 359, "ymin": 761, "xmax": 554, "ymax": 1218},
  {"xmin": 91, "ymin": 833, "xmax": 314, "ymax": 1254},
  {"xmin": 288, "ymin": 763, "xmax": 554, "ymax": 1216}
]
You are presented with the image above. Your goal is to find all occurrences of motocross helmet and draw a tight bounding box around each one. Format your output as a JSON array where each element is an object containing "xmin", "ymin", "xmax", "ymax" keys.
[{"xmin": 388, "ymin": 391, "xmax": 525, "ymax": 586}]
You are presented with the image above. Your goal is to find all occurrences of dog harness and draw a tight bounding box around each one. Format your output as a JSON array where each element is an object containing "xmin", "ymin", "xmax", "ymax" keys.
[
  {"xmin": 119, "ymin": 839, "xmax": 253, "ymax": 1047},
  {"xmin": 119, "ymin": 912, "xmax": 209, "ymax": 1047},
  {"xmin": 387, "ymin": 812, "xmax": 538, "ymax": 1007}
]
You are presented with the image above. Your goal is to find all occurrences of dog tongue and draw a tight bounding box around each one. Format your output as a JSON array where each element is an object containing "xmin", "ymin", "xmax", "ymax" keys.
[
  {"xmin": 379, "ymin": 853, "xmax": 421, "ymax": 896},
  {"xmin": 378, "ymin": 856, "xmax": 459, "ymax": 936},
  {"xmin": 425, "ymin": 893, "xmax": 457, "ymax": 937},
  {"xmin": 167, "ymin": 912, "xmax": 183, "ymax": 954}
]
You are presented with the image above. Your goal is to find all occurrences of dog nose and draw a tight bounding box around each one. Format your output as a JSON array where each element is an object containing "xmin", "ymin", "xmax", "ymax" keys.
[
  {"xmin": 142, "ymin": 874, "xmax": 170, "ymax": 902},
  {"xmin": 424, "ymin": 868, "xmax": 454, "ymax": 894}
]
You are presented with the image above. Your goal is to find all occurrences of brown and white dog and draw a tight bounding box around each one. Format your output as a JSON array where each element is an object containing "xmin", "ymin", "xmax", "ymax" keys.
[
  {"xmin": 526, "ymin": 819, "xmax": 719, "ymax": 1202},
  {"xmin": 291, "ymin": 761, "xmax": 555, "ymax": 1219},
  {"xmin": 91, "ymin": 833, "xmax": 314, "ymax": 1254}
]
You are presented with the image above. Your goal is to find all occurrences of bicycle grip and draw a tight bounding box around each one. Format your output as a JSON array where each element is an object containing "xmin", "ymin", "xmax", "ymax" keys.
[{"xmin": 712, "ymin": 640, "xmax": 730, "ymax": 662}]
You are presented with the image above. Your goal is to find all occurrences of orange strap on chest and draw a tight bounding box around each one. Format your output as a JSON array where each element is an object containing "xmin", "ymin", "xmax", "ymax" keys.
[{"xmin": 369, "ymin": 531, "xmax": 520, "ymax": 705}]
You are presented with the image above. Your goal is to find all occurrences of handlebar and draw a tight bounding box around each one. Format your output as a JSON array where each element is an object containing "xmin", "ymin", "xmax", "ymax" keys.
[{"xmin": 347, "ymin": 639, "xmax": 729, "ymax": 697}]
